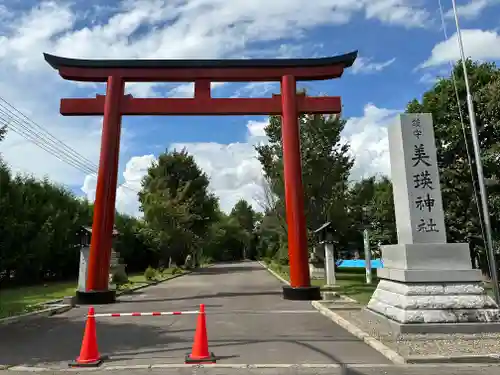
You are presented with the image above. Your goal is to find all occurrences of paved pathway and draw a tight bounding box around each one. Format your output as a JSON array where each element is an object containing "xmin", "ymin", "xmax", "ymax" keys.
[{"xmin": 0, "ymin": 262, "xmax": 390, "ymax": 367}]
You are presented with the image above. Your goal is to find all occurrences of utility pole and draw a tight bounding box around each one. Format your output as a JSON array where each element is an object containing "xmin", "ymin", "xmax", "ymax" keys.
[{"xmin": 451, "ymin": 0, "xmax": 500, "ymax": 305}]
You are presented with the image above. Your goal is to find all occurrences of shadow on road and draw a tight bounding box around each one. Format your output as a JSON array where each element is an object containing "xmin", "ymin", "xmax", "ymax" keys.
[
  {"xmin": 108, "ymin": 337, "xmax": 360, "ymax": 364},
  {"xmin": 194, "ymin": 265, "xmax": 258, "ymax": 275},
  {"xmin": 0, "ymin": 313, "xmax": 188, "ymax": 367},
  {"xmin": 117, "ymin": 291, "xmax": 283, "ymax": 304},
  {"xmin": 0, "ymin": 315, "xmax": 363, "ymax": 366}
]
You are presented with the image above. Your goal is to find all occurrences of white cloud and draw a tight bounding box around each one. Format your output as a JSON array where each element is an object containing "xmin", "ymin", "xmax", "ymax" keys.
[
  {"xmin": 169, "ymin": 120, "xmax": 269, "ymax": 213},
  {"xmin": 0, "ymin": 0, "xmax": 424, "ymax": 216},
  {"xmin": 342, "ymin": 104, "xmax": 400, "ymax": 180},
  {"xmin": 419, "ymin": 72, "xmax": 438, "ymax": 85},
  {"xmin": 418, "ymin": 67, "xmax": 450, "ymax": 85},
  {"xmin": 99, "ymin": 105, "xmax": 400, "ymax": 217},
  {"xmin": 81, "ymin": 154, "xmax": 155, "ymax": 217},
  {"xmin": 115, "ymin": 155, "xmax": 156, "ymax": 217},
  {"xmin": 0, "ymin": 0, "xmax": 427, "ymax": 189},
  {"xmin": 351, "ymin": 56, "xmax": 396, "ymax": 74},
  {"xmin": 421, "ymin": 29, "xmax": 500, "ymax": 68},
  {"xmin": 232, "ymin": 82, "xmax": 280, "ymax": 98},
  {"xmin": 81, "ymin": 120, "xmax": 268, "ymax": 216},
  {"xmin": 364, "ymin": 0, "xmax": 430, "ymax": 28},
  {"xmin": 445, "ymin": 0, "xmax": 498, "ymax": 20}
]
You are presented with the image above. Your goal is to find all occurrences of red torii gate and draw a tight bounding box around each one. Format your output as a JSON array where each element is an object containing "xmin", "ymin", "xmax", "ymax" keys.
[{"xmin": 44, "ymin": 51, "xmax": 357, "ymax": 304}]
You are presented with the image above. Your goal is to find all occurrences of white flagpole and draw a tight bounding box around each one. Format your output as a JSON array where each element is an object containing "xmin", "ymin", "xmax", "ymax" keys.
[{"xmin": 450, "ymin": 0, "xmax": 500, "ymax": 304}]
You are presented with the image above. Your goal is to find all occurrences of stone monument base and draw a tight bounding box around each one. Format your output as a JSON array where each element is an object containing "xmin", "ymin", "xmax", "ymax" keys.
[
  {"xmin": 367, "ymin": 279, "xmax": 500, "ymax": 334},
  {"xmin": 309, "ymin": 263, "xmax": 325, "ymax": 280}
]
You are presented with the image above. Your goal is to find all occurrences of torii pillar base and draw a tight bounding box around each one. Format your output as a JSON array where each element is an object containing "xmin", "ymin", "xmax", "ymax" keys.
[
  {"xmin": 76, "ymin": 290, "xmax": 116, "ymax": 305},
  {"xmin": 282, "ymin": 285, "xmax": 321, "ymax": 301}
]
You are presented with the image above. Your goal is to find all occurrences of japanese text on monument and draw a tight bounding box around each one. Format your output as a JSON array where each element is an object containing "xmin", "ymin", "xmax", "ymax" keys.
[
  {"xmin": 403, "ymin": 114, "xmax": 446, "ymax": 243},
  {"xmin": 410, "ymin": 116, "xmax": 439, "ymax": 234}
]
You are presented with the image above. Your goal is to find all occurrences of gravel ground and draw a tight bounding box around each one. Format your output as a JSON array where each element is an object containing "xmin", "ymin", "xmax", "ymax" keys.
[{"xmin": 333, "ymin": 308, "xmax": 500, "ymax": 358}]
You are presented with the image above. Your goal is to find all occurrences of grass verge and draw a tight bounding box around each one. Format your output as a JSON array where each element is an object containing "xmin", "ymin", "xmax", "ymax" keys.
[
  {"xmin": 0, "ymin": 267, "xmax": 190, "ymax": 319},
  {"xmin": 264, "ymin": 260, "xmax": 378, "ymax": 305}
]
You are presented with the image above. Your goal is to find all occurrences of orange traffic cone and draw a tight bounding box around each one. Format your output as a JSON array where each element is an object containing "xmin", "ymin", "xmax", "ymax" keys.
[
  {"xmin": 185, "ymin": 304, "xmax": 216, "ymax": 364},
  {"xmin": 69, "ymin": 307, "xmax": 103, "ymax": 367}
]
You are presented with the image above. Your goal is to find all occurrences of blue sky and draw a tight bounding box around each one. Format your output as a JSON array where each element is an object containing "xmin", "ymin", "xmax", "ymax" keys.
[{"xmin": 0, "ymin": 0, "xmax": 499, "ymax": 215}]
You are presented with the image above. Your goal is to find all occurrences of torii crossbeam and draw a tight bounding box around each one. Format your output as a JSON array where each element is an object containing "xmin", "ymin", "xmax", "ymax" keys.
[{"xmin": 44, "ymin": 51, "xmax": 357, "ymax": 304}]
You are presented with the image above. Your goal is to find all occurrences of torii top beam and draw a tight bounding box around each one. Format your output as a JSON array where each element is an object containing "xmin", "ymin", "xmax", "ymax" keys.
[{"xmin": 43, "ymin": 51, "xmax": 358, "ymax": 83}]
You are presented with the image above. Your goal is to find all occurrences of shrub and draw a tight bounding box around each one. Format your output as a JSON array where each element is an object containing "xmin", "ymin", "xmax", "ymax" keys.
[
  {"xmin": 144, "ymin": 266, "xmax": 157, "ymax": 281},
  {"xmin": 199, "ymin": 255, "xmax": 213, "ymax": 265},
  {"xmin": 172, "ymin": 267, "xmax": 183, "ymax": 275},
  {"xmin": 112, "ymin": 268, "xmax": 128, "ymax": 286}
]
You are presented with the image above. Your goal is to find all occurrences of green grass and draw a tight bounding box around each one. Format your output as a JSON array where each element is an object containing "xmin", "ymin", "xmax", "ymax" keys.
[
  {"xmin": 0, "ymin": 267, "xmax": 187, "ymax": 319},
  {"xmin": 120, "ymin": 268, "xmax": 186, "ymax": 290},
  {"xmin": 312, "ymin": 272, "xmax": 378, "ymax": 305},
  {"xmin": 0, "ymin": 281, "xmax": 78, "ymax": 318},
  {"xmin": 266, "ymin": 261, "xmax": 378, "ymax": 305}
]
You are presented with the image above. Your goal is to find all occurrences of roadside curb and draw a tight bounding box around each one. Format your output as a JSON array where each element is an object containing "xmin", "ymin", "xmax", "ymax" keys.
[
  {"xmin": 257, "ymin": 261, "xmax": 291, "ymax": 285},
  {"xmin": 3, "ymin": 363, "xmax": 500, "ymax": 371},
  {"xmin": 258, "ymin": 260, "xmax": 500, "ymax": 365},
  {"xmin": 118, "ymin": 263, "xmax": 215, "ymax": 295},
  {"xmin": 0, "ymin": 304, "xmax": 72, "ymax": 326},
  {"xmin": 116, "ymin": 271, "xmax": 190, "ymax": 295},
  {"xmin": 257, "ymin": 260, "xmax": 405, "ymax": 365},
  {"xmin": 0, "ymin": 265, "xmax": 214, "ymax": 326},
  {"xmin": 311, "ymin": 300, "xmax": 406, "ymax": 364},
  {"xmin": 406, "ymin": 354, "xmax": 500, "ymax": 364}
]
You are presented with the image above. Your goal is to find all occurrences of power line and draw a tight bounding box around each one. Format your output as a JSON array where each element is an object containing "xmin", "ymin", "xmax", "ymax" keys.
[
  {"xmin": 0, "ymin": 96, "xmax": 141, "ymax": 195},
  {"xmin": 0, "ymin": 97, "xmax": 99, "ymax": 171},
  {"xmin": 449, "ymin": 0, "xmax": 500, "ymax": 304},
  {"xmin": 436, "ymin": 0, "xmax": 486, "ymax": 246}
]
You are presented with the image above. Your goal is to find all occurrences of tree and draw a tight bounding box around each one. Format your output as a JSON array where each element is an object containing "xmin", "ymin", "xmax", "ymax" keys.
[
  {"xmin": 369, "ymin": 177, "xmax": 397, "ymax": 247},
  {"xmin": 346, "ymin": 176, "xmax": 396, "ymax": 256},
  {"xmin": 406, "ymin": 59, "xmax": 500, "ymax": 274},
  {"xmin": 0, "ymin": 124, "xmax": 156, "ymax": 287},
  {"xmin": 255, "ymin": 210, "xmax": 286, "ymax": 261},
  {"xmin": 139, "ymin": 149, "xmax": 218, "ymax": 266},
  {"xmin": 229, "ymin": 199, "xmax": 256, "ymax": 259},
  {"xmin": 114, "ymin": 213, "xmax": 159, "ymax": 272},
  {"xmin": 0, "ymin": 169, "xmax": 93, "ymax": 286},
  {"xmin": 255, "ymin": 113, "xmax": 354, "ymax": 262},
  {"xmin": 204, "ymin": 210, "xmax": 248, "ymax": 262}
]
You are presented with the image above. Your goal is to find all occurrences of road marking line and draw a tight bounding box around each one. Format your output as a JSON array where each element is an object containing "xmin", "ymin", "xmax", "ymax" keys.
[{"xmin": 208, "ymin": 310, "xmax": 318, "ymax": 314}]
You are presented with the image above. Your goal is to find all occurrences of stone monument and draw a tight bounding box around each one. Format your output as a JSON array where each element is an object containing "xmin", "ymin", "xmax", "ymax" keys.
[
  {"xmin": 77, "ymin": 245, "xmax": 90, "ymax": 294},
  {"xmin": 366, "ymin": 113, "xmax": 500, "ymax": 333},
  {"xmin": 313, "ymin": 221, "xmax": 337, "ymax": 288}
]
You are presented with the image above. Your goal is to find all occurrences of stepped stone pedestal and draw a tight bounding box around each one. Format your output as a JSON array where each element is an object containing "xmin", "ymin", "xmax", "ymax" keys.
[
  {"xmin": 309, "ymin": 247, "xmax": 326, "ymax": 280},
  {"xmin": 366, "ymin": 114, "xmax": 500, "ymax": 333},
  {"xmin": 309, "ymin": 263, "xmax": 325, "ymax": 280},
  {"xmin": 108, "ymin": 249, "xmax": 126, "ymax": 290}
]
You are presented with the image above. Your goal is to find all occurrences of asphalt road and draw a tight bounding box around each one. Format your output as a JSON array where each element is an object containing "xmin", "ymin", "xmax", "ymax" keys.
[{"xmin": 1, "ymin": 262, "xmax": 390, "ymax": 368}]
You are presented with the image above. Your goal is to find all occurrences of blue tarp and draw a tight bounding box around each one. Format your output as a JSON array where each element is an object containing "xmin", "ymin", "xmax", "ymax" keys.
[{"xmin": 336, "ymin": 259, "xmax": 384, "ymax": 268}]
